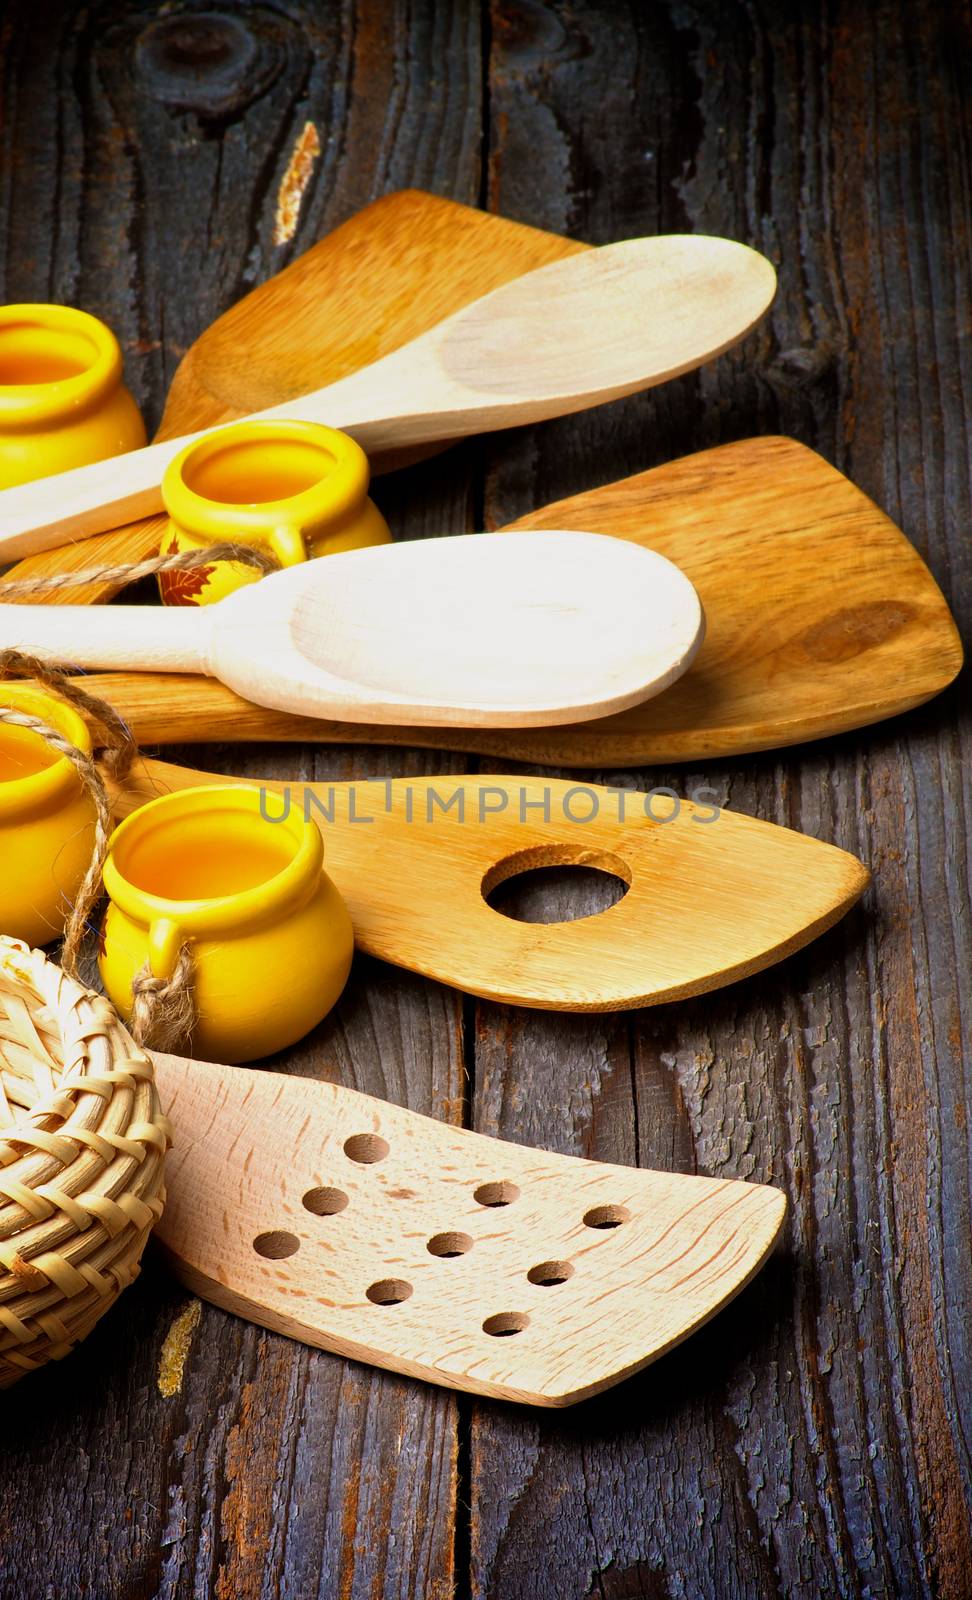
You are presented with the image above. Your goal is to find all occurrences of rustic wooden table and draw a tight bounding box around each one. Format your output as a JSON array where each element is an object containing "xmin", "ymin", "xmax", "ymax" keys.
[{"xmin": 1, "ymin": 3, "xmax": 970, "ymax": 1597}]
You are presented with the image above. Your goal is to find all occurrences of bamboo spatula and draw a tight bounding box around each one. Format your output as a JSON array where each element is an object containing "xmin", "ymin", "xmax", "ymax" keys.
[
  {"xmin": 3, "ymin": 531, "xmax": 704, "ymax": 728},
  {"xmin": 38, "ymin": 438, "xmax": 963, "ymax": 765},
  {"xmin": 0, "ymin": 233, "xmax": 775, "ymax": 562},
  {"xmin": 151, "ymin": 1048, "xmax": 787, "ymax": 1405},
  {"xmin": 107, "ymin": 760, "xmax": 869, "ymax": 1010}
]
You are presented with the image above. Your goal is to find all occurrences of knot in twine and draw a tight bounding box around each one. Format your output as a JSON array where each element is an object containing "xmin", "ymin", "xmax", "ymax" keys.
[{"xmin": 0, "ymin": 543, "xmax": 279, "ymax": 1051}]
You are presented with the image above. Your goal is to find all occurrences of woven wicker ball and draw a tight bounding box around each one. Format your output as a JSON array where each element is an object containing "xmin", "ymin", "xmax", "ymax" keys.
[{"xmin": 0, "ymin": 937, "xmax": 170, "ymax": 1386}]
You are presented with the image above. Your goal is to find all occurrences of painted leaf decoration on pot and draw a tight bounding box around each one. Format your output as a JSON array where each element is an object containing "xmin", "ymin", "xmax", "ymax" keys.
[{"xmin": 158, "ymin": 537, "xmax": 215, "ymax": 607}]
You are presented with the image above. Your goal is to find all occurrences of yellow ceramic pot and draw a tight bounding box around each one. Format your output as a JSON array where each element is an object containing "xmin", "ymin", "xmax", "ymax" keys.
[
  {"xmin": 98, "ymin": 785, "xmax": 354, "ymax": 1063},
  {"xmin": 158, "ymin": 418, "xmax": 392, "ymax": 606},
  {"xmin": 0, "ymin": 304, "xmax": 146, "ymax": 488},
  {"xmin": 0, "ymin": 686, "xmax": 98, "ymax": 947}
]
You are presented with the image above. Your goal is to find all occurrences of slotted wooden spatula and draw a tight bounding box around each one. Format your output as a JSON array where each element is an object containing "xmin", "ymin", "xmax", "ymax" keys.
[
  {"xmin": 107, "ymin": 760, "xmax": 870, "ymax": 1010},
  {"xmin": 0, "ymin": 233, "xmax": 775, "ymax": 561},
  {"xmin": 151, "ymin": 1049, "xmax": 787, "ymax": 1405},
  {"xmin": 4, "ymin": 531, "xmax": 704, "ymax": 728}
]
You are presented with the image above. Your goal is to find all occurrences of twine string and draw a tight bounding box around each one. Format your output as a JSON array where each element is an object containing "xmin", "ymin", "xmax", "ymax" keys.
[{"xmin": 0, "ymin": 539, "xmax": 279, "ymax": 597}]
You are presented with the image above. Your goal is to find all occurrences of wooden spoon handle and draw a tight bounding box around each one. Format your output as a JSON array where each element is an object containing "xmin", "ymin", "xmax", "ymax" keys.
[
  {"xmin": 0, "ymin": 234, "xmax": 775, "ymax": 562},
  {"xmin": 0, "ymin": 602, "xmax": 210, "ymax": 675}
]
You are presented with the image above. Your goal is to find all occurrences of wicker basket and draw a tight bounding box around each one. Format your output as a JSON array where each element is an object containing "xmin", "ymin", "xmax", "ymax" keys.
[{"xmin": 0, "ymin": 937, "xmax": 171, "ymax": 1386}]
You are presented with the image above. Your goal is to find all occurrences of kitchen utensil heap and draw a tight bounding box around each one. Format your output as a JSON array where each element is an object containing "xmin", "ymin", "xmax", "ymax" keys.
[{"xmin": 0, "ymin": 233, "xmax": 776, "ymax": 559}]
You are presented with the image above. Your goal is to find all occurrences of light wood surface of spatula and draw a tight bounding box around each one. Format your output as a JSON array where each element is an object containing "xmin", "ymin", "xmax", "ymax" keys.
[
  {"xmin": 107, "ymin": 760, "xmax": 870, "ymax": 1011},
  {"xmin": 0, "ymin": 232, "xmax": 775, "ymax": 561},
  {"xmin": 150, "ymin": 1049, "xmax": 787, "ymax": 1406},
  {"xmin": 3, "ymin": 531, "xmax": 704, "ymax": 728}
]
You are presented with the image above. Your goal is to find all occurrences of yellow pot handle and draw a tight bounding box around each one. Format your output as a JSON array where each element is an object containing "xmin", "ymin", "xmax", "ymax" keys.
[
  {"xmin": 148, "ymin": 917, "xmax": 184, "ymax": 980},
  {"xmin": 269, "ymin": 525, "xmax": 308, "ymax": 567}
]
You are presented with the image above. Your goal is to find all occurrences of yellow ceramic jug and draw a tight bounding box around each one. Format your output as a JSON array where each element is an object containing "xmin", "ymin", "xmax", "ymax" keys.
[
  {"xmin": 0, "ymin": 685, "xmax": 98, "ymax": 947},
  {"xmin": 0, "ymin": 304, "xmax": 146, "ymax": 488},
  {"xmin": 158, "ymin": 418, "xmax": 392, "ymax": 606},
  {"xmin": 98, "ymin": 785, "xmax": 354, "ymax": 1063}
]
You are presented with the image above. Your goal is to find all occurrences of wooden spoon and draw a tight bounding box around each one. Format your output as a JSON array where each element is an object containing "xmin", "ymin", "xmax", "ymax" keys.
[
  {"xmin": 107, "ymin": 759, "xmax": 870, "ymax": 1011},
  {"xmin": 0, "ymin": 191, "xmax": 591, "ymax": 607},
  {"xmin": 2, "ymin": 531, "xmax": 704, "ymax": 728},
  {"xmin": 150, "ymin": 1048, "xmax": 787, "ymax": 1405},
  {"xmin": 0, "ymin": 233, "xmax": 775, "ymax": 561}
]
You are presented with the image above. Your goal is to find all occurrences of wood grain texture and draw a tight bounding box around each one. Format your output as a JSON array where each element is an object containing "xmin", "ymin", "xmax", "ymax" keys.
[
  {"xmin": 0, "ymin": 6, "xmax": 475, "ymax": 1598},
  {"xmin": 470, "ymin": 4, "xmax": 972, "ymax": 1600},
  {"xmin": 0, "ymin": 2, "xmax": 970, "ymax": 1599}
]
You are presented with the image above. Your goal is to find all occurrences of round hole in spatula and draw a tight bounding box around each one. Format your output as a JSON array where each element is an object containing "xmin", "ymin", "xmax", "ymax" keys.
[
  {"xmin": 482, "ymin": 845, "xmax": 631, "ymax": 925},
  {"xmin": 483, "ymin": 1312, "xmax": 530, "ymax": 1337},
  {"xmin": 427, "ymin": 1232, "xmax": 473, "ymax": 1258},
  {"xmin": 582, "ymin": 1204, "xmax": 631, "ymax": 1229},
  {"xmin": 343, "ymin": 1133, "xmax": 389, "ymax": 1164},
  {"xmin": 253, "ymin": 1230, "xmax": 300, "ymax": 1259},
  {"xmin": 474, "ymin": 1181, "xmax": 520, "ymax": 1208},
  {"xmin": 527, "ymin": 1260, "xmax": 575, "ymax": 1286},
  {"xmin": 366, "ymin": 1278, "xmax": 413, "ymax": 1306},
  {"xmin": 302, "ymin": 1186, "xmax": 349, "ymax": 1216}
]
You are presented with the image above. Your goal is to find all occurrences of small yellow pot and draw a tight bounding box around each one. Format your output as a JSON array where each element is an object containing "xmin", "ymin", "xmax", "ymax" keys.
[
  {"xmin": 0, "ymin": 304, "xmax": 146, "ymax": 488},
  {"xmin": 98, "ymin": 785, "xmax": 354, "ymax": 1063},
  {"xmin": 158, "ymin": 418, "xmax": 392, "ymax": 606},
  {"xmin": 0, "ymin": 686, "xmax": 98, "ymax": 947}
]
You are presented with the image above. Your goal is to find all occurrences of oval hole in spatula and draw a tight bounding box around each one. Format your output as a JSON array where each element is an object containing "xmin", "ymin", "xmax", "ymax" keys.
[{"xmin": 483, "ymin": 845, "xmax": 631, "ymax": 925}]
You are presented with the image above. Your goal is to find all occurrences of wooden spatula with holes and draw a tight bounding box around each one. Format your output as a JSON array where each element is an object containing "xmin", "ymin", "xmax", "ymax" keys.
[
  {"xmin": 107, "ymin": 761, "xmax": 870, "ymax": 1011},
  {"xmin": 150, "ymin": 1048, "xmax": 787, "ymax": 1405}
]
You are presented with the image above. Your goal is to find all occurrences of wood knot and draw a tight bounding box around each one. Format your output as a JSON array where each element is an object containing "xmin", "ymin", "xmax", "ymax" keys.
[
  {"xmin": 794, "ymin": 601, "xmax": 916, "ymax": 665},
  {"xmin": 767, "ymin": 340, "xmax": 837, "ymax": 389},
  {"xmin": 135, "ymin": 12, "xmax": 283, "ymax": 122}
]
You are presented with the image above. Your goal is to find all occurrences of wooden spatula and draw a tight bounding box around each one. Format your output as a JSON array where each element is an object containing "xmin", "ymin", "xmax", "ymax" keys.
[
  {"xmin": 107, "ymin": 760, "xmax": 870, "ymax": 1010},
  {"xmin": 40, "ymin": 437, "xmax": 963, "ymax": 764},
  {"xmin": 3, "ymin": 531, "xmax": 704, "ymax": 728},
  {"xmin": 151, "ymin": 1048, "xmax": 787, "ymax": 1405},
  {"xmin": 0, "ymin": 233, "xmax": 775, "ymax": 562}
]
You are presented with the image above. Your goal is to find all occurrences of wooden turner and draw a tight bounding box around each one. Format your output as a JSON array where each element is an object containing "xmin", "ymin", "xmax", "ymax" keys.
[
  {"xmin": 40, "ymin": 437, "xmax": 963, "ymax": 764},
  {"xmin": 3, "ymin": 531, "xmax": 704, "ymax": 728},
  {"xmin": 0, "ymin": 232, "xmax": 775, "ymax": 561},
  {"xmin": 108, "ymin": 760, "xmax": 870, "ymax": 1010},
  {"xmin": 151, "ymin": 1049, "xmax": 787, "ymax": 1405}
]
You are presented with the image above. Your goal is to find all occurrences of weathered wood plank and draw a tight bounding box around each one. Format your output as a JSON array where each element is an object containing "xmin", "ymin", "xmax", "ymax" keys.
[
  {"xmin": 470, "ymin": 2, "xmax": 972, "ymax": 1597},
  {"xmin": 0, "ymin": 4, "xmax": 480, "ymax": 1597}
]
